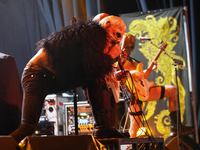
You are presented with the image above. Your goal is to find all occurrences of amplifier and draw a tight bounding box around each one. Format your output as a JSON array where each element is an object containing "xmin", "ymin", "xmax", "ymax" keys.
[
  {"xmin": 35, "ymin": 121, "xmax": 54, "ymax": 136},
  {"xmin": 37, "ymin": 94, "xmax": 70, "ymax": 136},
  {"xmin": 63, "ymin": 101, "xmax": 95, "ymax": 135}
]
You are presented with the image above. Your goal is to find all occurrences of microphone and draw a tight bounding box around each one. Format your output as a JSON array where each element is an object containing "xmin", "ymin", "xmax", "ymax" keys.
[{"xmin": 138, "ymin": 36, "xmax": 154, "ymax": 40}]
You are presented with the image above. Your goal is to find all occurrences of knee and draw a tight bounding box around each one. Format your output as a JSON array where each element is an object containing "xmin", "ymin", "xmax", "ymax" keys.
[
  {"xmin": 171, "ymin": 86, "xmax": 177, "ymax": 91},
  {"xmin": 171, "ymin": 86, "xmax": 177, "ymax": 96},
  {"xmin": 165, "ymin": 85, "xmax": 177, "ymax": 95}
]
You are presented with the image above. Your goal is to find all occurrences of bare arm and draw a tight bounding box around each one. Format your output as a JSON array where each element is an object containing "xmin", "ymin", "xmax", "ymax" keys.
[{"xmin": 144, "ymin": 60, "xmax": 158, "ymax": 79}]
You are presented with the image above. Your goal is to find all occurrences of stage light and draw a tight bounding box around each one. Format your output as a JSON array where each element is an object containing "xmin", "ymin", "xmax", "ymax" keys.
[{"xmin": 136, "ymin": 127, "xmax": 151, "ymax": 137}]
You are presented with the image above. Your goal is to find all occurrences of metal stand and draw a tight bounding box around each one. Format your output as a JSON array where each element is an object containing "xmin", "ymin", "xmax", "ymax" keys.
[
  {"xmin": 149, "ymin": 40, "xmax": 188, "ymax": 150},
  {"xmin": 163, "ymin": 51, "xmax": 187, "ymax": 150},
  {"xmin": 73, "ymin": 88, "xmax": 78, "ymax": 135},
  {"xmin": 117, "ymin": 58, "xmax": 158, "ymax": 148}
]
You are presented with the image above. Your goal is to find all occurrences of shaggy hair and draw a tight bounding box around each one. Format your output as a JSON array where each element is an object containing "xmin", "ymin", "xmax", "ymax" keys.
[{"xmin": 36, "ymin": 20, "xmax": 114, "ymax": 85}]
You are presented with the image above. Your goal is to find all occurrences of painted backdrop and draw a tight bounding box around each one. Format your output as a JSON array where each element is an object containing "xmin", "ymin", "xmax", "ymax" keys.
[{"xmin": 120, "ymin": 6, "xmax": 193, "ymax": 144}]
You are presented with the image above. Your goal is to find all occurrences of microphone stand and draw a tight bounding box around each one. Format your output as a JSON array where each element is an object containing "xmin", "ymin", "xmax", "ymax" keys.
[
  {"xmin": 117, "ymin": 57, "xmax": 158, "ymax": 148},
  {"xmin": 73, "ymin": 88, "xmax": 78, "ymax": 135},
  {"xmin": 149, "ymin": 40, "xmax": 187, "ymax": 150}
]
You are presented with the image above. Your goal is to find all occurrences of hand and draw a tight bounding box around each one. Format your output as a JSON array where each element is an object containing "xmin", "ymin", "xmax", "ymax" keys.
[
  {"xmin": 143, "ymin": 60, "xmax": 158, "ymax": 79},
  {"xmin": 149, "ymin": 59, "xmax": 158, "ymax": 71}
]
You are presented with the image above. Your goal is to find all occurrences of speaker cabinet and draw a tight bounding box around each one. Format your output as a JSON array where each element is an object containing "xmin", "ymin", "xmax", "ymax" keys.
[
  {"xmin": 63, "ymin": 101, "xmax": 95, "ymax": 135},
  {"xmin": 98, "ymin": 137, "xmax": 165, "ymax": 150},
  {"xmin": 166, "ymin": 135, "xmax": 200, "ymax": 150},
  {"xmin": 0, "ymin": 136, "xmax": 19, "ymax": 150},
  {"xmin": 21, "ymin": 135, "xmax": 97, "ymax": 150}
]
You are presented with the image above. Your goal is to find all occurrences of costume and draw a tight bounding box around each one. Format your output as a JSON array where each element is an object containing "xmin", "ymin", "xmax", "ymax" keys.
[
  {"xmin": 10, "ymin": 20, "xmax": 116, "ymax": 143},
  {"xmin": 37, "ymin": 20, "xmax": 114, "ymax": 87}
]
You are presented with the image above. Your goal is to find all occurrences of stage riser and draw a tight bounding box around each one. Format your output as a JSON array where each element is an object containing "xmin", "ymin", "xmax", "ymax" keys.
[
  {"xmin": 166, "ymin": 135, "xmax": 200, "ymax": 150},
  {"xmin": 0, "ymin": 136, "xmax": 19, "ymax": 150},
  {"xmin": 1, "ymin": 135, "xmax": 198, "ymax": 150},
  {"xmin": 98, "ymin": 137, "xmax": 165, "ymax": 150},
  {"xmin": 20, "ymin": 135, "xmax": 96, "ymax": 150}
]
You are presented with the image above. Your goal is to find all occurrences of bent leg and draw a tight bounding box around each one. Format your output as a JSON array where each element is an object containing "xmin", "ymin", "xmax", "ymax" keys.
[
  {"xmin": 10, "ymin": 90, "xmax": 47, "ymax": 143},
  {"xmin": 10, "ymin": 67, "xmax": 55, "ymax": 143},
  {"xmin": 128, "ymin": 85, "xmax": 175, "ymax": 138},
  {"xmin": 163, "ymin": 85, "xmax": 178, "ymax": 112},
  {"xmin": 146, "ymin": 86, "xmax": 163, "ymax": 101},
  {"xmin": 145, "ymin": 85, "xmax": 177, "ymax": 110}
]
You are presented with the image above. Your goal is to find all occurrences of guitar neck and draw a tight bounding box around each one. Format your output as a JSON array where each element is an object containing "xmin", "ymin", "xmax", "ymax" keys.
[
  {"xmin": 148, "ymin": 49, "xmax": 163, "ymax": 69},
  {"xmin": 147, "ymin": 42, "xmax": 167, "ymax": 69}
]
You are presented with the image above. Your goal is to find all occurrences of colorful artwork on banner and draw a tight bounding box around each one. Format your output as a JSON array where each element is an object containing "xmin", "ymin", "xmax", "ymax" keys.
[{"xmin": 120, "ymin": 7, "xmax": 192, "ymax": 144}]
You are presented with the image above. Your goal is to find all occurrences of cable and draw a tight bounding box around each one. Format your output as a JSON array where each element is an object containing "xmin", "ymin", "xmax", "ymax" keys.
[
  {"xmin": 117, "ymin": 59, "xmax": 159, "ymax": 149},
  {"xmin": 128, "ymin": 71, "xmax": 159, "ymax": 144}
]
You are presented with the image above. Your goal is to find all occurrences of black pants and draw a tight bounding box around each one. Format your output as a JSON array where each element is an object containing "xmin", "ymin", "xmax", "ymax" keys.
[{"xmin": 10, "ymin": 64, "xmax": 56, "ymax": 143}]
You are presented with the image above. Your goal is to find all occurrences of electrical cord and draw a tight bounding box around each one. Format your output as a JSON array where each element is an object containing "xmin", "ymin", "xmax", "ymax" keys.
[{"xmin": 117, "ymin": 59, "xmax": 160, "ymax": 149}]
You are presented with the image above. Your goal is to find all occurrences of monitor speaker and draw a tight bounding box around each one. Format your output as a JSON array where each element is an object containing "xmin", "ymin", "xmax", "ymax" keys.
[
  {"xmin": 166, "ymin": 135, "xmax": 200, "ymax": 150},
  {"xmin": 21, "ymin": 135, "xmax": 97, "ymax": 150},
  {"xmin": 0, "ymin": 136, "xmax": 19, "ymax": 150}
]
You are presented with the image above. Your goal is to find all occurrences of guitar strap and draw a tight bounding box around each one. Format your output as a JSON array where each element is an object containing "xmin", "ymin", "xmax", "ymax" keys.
[
  {"xmin": 117, "ymin": 57, "xmax": 124, "ymax": 71},
  {"xmin": 129, "ymin": 111, "xmax": 142, "ymax": 116},
  {"xmin": 127, "ymin": 56, "xmax": 141, "ymax": 64}
]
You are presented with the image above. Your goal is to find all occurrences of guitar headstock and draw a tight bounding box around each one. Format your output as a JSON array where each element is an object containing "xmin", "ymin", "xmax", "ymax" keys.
[{"xmin": 158, "ymin": 41, "xmax": 167, "ymax": 50}]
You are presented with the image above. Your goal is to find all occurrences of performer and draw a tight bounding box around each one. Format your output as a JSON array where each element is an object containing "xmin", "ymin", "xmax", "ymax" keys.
[
  {"xmin": 9, "ymin": 15, "xmax": 127, "ymax": 143},
  {"xmin": 121, "ymin": 33, "xmax": 194, "ymax": 138},
  {"xmin": 84, "ymin": 13, "xmax": 130, "ymax": 139}
]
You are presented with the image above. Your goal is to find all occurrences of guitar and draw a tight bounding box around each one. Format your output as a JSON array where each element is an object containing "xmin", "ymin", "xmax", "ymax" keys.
[{"xmin": 125, "ymin": 42, "xmax": 167, "ymax": 101}]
